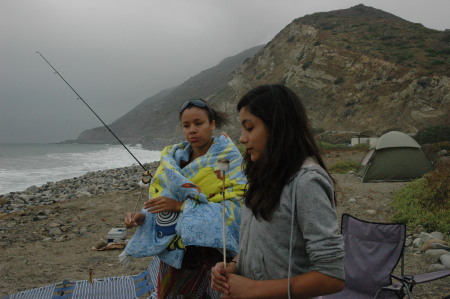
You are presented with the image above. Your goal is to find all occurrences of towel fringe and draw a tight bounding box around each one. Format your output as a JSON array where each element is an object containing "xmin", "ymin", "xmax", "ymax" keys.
[{"xmin": 119, "ymin": 250, "xmax": 132, "ymax": 267}]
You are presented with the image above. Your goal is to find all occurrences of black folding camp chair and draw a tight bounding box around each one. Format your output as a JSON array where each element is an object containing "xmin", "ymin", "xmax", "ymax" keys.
[{"xmin": 323, "ymin": 214, "xmax": 450, "ymax": 299}]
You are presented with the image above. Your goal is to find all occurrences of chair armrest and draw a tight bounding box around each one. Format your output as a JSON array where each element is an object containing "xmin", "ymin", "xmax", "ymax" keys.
[
  {"xmin": 391, "ymin": 270, "xmax": 450, "ymax": 285},
  {"xmin": 391, "ymin": 273, "xmax": 414, "ymax": 283}
]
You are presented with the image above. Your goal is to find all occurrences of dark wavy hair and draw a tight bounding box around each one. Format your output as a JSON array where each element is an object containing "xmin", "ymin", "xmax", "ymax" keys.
[
  {"xmin": 237, "ymin": 84, "xmax": 330, "ymax": 221},
  {"xmin": 179, "ymin": 99, "xmax": 228, "ymax": 128}
]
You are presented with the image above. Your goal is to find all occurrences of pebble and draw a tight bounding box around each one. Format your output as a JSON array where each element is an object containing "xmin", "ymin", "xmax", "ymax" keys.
[
  {"xmin": 48, "ymin": 222, "xmax": 61, "ymax": 228},
  {"xmin": 0, "ymin": 162, "xmax": 159, "ymax": 214},
  {"xmin": 422, "ymin": 238, "xmax": 448, "ymax": 251},
  {"xmin": 430, "ymin": 231, "xmax": 444, "ymax": 240},
  {"xmin": 419, "ymin": 232, "xmax": 436, "ymax": 243},
  {"xmin": 414, "ymin": 225, "xmax": 425, "ymax": 234},
  {"xmin": 79, "ymin": 228, "xmax": 88, "ymax": 235},
  {"xmin": 405, "ymin": 236, "xmax": 413, "ymax": 247},
  {"xmin": 440, "ymin": 254, "xmax": 450, "ymax": 269},
  {"xmin": 60, "ymin": 226, "xmax": 70, "ymax": 232},
  {"xmin": 437, "ymin": 149, "xmax": 448, "ymax": 157},
  {"xmin": 428, "ymin": 263, "xmax": 447, "ymax": 272},
  {"xmin": 95, "ymin": 239, "xmax": 108, "ymax": 249},
  {"xmin": 424, "ymin": 249, "xmax": 450, "ymax": 260},
  {"xmin": 48, "ymin": 228, "xmax": 62, "ymax": 236},
  {"xmin": 429, "ymin": 243, "xmax": 450, "ymax": 250}
]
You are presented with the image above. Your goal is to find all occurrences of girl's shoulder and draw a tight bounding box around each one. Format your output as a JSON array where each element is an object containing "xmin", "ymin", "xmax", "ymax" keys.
[
  {"xmin": 287, "ymin": 160, "xmax": 335, "ymax": 207},
  {"xmin": 289, "ymin": 157, "xmax": 332, "ymax": 184}
]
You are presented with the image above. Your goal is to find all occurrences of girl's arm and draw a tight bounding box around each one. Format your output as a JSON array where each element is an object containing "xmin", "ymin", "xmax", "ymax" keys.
[{"xmin": 223, "ymin": 271, "xmax": 344, "ymax": 299}]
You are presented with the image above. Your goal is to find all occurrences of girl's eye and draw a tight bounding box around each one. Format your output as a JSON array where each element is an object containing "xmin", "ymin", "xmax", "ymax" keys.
[{"xmin": 246, "ymin": 127, "xmax": 253, "ymax": 132}]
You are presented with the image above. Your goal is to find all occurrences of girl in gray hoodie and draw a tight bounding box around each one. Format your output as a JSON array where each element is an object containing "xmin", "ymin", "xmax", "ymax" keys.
[{"xmin": 211, "ymin": 84, "xmax": 345, "ymax": 298}]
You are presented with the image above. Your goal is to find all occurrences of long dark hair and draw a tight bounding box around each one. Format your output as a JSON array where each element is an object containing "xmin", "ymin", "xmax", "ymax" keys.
[{"xmin": 237, "ymin": 84, "xmax": 330, "ymax": 221}]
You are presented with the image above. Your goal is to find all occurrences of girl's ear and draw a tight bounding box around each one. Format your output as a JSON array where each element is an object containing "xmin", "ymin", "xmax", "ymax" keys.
[{"xmin": 211, "ymin": 119, "xmax": 216, "ymax": 130}]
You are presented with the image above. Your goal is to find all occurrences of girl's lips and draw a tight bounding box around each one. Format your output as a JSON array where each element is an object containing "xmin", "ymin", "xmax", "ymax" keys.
[{"xmin": 190, "ymin": 138, "xmax": 199, "ymax": 143}]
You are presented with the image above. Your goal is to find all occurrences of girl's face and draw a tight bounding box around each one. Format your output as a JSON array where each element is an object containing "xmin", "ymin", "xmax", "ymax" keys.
[
  {"xmin": 239, "ymin": 107, "xmax": 269, "ymax": 162},
  {"xmin": 181, "ymin": 107, "xmax": 216, "ymax": 152}
]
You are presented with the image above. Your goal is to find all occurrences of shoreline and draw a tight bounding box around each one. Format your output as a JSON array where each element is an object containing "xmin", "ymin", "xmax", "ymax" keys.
[
  {"xmin": 0, "ymin": 161, "xmax": 160, "ymax": 215},
  {"xmin": 0, "ymin": 142, "xmax": 164, "ymax": 198}
]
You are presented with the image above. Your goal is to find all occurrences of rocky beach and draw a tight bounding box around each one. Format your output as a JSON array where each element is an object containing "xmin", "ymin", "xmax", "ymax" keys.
[{"xmin": 1, "ymin": 150, "xmax": 449, "ymax": 298}]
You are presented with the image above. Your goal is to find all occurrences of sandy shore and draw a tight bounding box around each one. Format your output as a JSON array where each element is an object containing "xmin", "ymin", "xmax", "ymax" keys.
[{"xmin": 1, "ymin": 149, "xmax": 449, "ymax": 298}]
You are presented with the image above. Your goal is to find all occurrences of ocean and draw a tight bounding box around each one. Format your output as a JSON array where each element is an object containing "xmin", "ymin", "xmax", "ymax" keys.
[{"xmin": 0, "ymin": 143, "xmax": 161, "ymax": 195}]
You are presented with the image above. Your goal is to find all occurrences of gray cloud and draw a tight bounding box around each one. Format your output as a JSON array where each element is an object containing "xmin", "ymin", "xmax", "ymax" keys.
[{"xmin": 1, "ymin": 0, "xmax": 449, "ymax": 143}]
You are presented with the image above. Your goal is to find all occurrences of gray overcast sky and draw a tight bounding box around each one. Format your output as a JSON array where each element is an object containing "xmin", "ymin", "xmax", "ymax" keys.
[{"xmin": 1, "ymin": 0, "xmax": 449, "ymax": 143}]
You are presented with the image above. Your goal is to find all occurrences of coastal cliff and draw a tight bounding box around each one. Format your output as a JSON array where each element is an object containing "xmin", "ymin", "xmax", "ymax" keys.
[{"xmin": 76, "ymin": 4, "xmax": 450, "ymax": 147}]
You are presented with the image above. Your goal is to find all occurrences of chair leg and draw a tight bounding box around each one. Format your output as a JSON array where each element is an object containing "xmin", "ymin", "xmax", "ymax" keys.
[
  {"xmin": 373, "ymin": 288, "xmax": 405, "ymax": 299},
  {"xmin": 401, "ymin": 252, "xmax": 405, "ymax": 276},
  {"xmin": 399, "ymin": 281, "xmax": 412, "ymax": 299}
]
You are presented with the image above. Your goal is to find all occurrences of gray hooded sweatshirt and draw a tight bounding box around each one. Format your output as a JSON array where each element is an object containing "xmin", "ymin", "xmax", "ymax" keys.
[{"xmin": 237, "ymin": 162, "xmax": 345, "ymax": 284}]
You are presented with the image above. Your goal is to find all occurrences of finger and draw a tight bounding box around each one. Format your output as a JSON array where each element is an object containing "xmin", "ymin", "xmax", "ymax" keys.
[
  {"xmin": 144, "ymin": 198, "xmax": 156, "ymax": 205},
  {"xmin": 212, "ymin": 274, "xmax": 229, "ymax": 293},
  {"xmin": 217, "ymin": 264, "xmax": 227, "ymax": 274},
  {"xmin": 148, "ymin": 206, "xmax": 162, "ymax": 214},
  {"xmin": 213, "ymin": 269, "xmax": 227, "ymax": 282},
  {"xmin": 212, "ymin": 280, "xmax": 229, "ymax": 294},
  {"xmin": 143, "ymin": 198, "xmax": 161, "ymax": 209}
]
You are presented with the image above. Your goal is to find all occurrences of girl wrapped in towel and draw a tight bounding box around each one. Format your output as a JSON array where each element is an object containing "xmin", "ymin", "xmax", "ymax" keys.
[{"xmin": 123, "ymin": 99, "xmax": 246, "ymax": 298}]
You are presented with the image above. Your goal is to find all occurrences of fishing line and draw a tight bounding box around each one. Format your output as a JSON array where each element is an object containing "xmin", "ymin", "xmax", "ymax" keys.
[
  {"xmin": 36, "ymin": 51, "xmax": 150, "ymax": 175},
  {"xmin": 37, "ymin": 53, "xmax": 154, "ymax": 283}
]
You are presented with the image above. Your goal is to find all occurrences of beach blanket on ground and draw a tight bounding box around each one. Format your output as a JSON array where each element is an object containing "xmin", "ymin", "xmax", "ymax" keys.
[{"xmin": 123, "ymin": 133, "xmax": 246, "ymax": 269}]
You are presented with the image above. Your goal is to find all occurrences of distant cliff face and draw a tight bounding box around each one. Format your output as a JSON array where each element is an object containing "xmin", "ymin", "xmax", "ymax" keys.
[
  {"xmin": 214, "ymin": 4, "xmax": 450, "ymax": 140},
  {"xmin": 77, "ymin": 4, "xmax": 449, "ymax": 147}
]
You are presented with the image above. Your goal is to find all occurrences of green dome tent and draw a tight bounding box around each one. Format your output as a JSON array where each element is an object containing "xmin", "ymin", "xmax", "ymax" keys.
[{"xmin": 356, "ymin": 131, "xmax": 433, "ymax": 182}]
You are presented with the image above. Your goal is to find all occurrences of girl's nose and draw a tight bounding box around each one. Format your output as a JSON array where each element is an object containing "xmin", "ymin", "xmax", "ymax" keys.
[{"xmin": 239, "ymin": 131, "xmax": 247, "ymax": 144}]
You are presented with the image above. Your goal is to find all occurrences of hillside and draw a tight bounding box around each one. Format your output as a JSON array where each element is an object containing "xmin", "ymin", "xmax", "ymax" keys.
[
  {"xmin": 76, "ymin": 4, "xmax": 450, "ymax": 147},
  {"xmin": 76, "ymin": 45, "xmax": 265, "ymax": 148}
]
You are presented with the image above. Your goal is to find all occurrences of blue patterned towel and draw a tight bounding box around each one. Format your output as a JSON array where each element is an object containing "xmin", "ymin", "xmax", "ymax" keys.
[{"xmin": 123, "ymin": 133, "xmax": 246, "ymax": 269}]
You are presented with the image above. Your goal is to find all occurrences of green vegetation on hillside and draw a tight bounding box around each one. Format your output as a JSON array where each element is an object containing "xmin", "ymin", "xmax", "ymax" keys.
[
  {"xmin": 297, "ymin": 5, "xmax": 450, "ymax": 76},
  {"xmin": 319, "ymin": 142, "xmax": 349, "ymax": 150},
  {"xmin": 391, "ymin": 163, "xmax": 450, "ymax": 233},
  {"xmin": 415, "ymin": 125, "xmax": 450, "ymax": 144},
  {"xmin": 329, "ymin": 160, "xmax": 360, "ymax": 174}
]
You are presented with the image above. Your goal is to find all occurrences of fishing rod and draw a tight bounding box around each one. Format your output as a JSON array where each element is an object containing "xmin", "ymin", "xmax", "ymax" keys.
[{"xmin": 36, "ymin": 51, "xmax": 151, "ymax": 178}]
